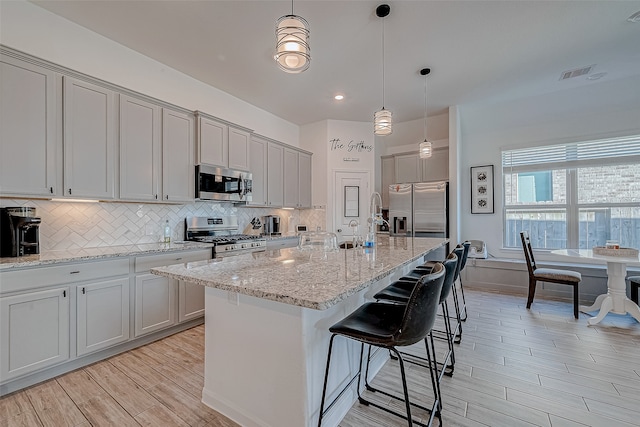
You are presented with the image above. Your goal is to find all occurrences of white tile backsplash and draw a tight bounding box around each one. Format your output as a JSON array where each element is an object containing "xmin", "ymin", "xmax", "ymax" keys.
[{"xmin": 0, "ymin": 199, "xmax": 326, "ymax": 251}]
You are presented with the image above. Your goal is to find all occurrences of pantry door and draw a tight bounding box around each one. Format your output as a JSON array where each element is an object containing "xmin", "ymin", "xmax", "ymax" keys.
[{"xmin": 333, "ymin": 171, "xmax": 371, "ymax": 239}]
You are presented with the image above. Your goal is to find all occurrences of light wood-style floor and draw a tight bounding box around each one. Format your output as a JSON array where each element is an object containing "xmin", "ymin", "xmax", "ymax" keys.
[{"xmin": 1, "ymin": 289, "xmax": 639, "ymax": 426}]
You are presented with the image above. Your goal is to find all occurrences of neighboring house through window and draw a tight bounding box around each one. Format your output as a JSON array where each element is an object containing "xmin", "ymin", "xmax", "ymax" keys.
[{"xmin": 502, "ymin": 135, "xmax": 640, "ymax": 250}]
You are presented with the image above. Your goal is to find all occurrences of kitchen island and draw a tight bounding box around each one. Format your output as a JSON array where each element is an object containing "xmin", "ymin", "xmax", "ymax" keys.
[{"xmin": 151, "ymin": 236, "xmax": 448, "ymax": 427}]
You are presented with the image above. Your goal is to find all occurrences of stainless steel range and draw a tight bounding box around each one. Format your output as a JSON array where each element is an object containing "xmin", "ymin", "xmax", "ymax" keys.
[{"xmin": 185, "ymin": 216, "xmax": 266, "ymax": 257}]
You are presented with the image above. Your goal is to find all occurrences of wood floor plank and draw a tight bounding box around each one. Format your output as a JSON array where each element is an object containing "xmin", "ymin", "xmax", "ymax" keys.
[
  {"xmin": 2, "ymin": 409, "xmax": 43, "ymax": 427},
  {"xmin": 0, "ymin": 390, "xmax": 36, "ymax": 423},
  {"xmin": 109, "ymin": 352, "xmax": 166, "ymax": 390},
  {"xmin": 146, "ymin": 381, "xmax": 222, "ymax": 426},
  {"xmin": 85, "ymin": 360, "xmax": 158, "ymax": 417},
  {"xmin": 134, "ymin": 403, "xmax": 190, "ymax": 426},
  {"xmin": 55, "ymin": 369, "xmax": 106, "ymax": 405},
  {"xmin": 76, "ymin": 394, "xmax": 140, "ymax": 427},
  {"xmin": 24, "ymin": 380, "xmax": 88, "ymax": 426},
  {"xmin": 465, "ymin": 402, "xmax": 548, "ymax": 427}
]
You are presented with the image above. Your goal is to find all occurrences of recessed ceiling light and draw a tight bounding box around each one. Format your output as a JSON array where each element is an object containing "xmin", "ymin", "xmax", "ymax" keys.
[
  {"xmin": 334, "ymin": 94, "xmax": 344, "ymax": 101},
  {"xmin": 587, "ymin": 72, "xmax": 607, "ymax": 81},
  {"xmin": 627, "ymin": 11, "xmax": 640, "ymax": 23}
]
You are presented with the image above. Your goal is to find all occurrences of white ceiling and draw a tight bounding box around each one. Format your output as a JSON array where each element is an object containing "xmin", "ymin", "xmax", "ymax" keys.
[{"xmin": 30, "ymin": 0, "xmax": 640, "ymax": 126}]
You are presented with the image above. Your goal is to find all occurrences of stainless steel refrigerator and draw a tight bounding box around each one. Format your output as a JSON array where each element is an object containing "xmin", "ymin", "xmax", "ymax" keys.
[{"xmin": 388, "ymin": 181, "xmax": 448, "ymax": 238}]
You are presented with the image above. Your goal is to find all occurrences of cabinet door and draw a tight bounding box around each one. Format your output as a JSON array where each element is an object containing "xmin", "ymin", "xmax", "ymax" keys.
[
  {"xmin": 63, "ymin": 77, "xmax": 115, "ymax": 199},
  {"xmin": 120, "ymin": 94, "xmax": 161, "ymax": 201},
  {"xmin": 381, "ymin": 156, "xmax": 395, "ymax": 208},
  {"xmin": 421, "ymin": 148, "xmax": 449, "ymax": 182},
  {"xmin": 394, "ymin": 153, "xmax": 422, "ymax": 184},
  {"xmin": 197, "ymin": 116, "xmax": 227, "ymax": 167},
  {"xmin": 283, "ymin": 147, "xmax": 299, "ymax": 208},
  {"xmin": 228, "ymin": 127, "xmax": 250, "ymax": 171},
  {"xmin": 0, "ymin": 56, "xmax": 58, "ymax": 197},
  {"xmin": 298, "ymin": 152, "xmax": 312, "ymax": 208},
  {"xmin": 163, "ymin": 109, "xmax": 195, "ymax": 203},
  {"xmin": 267, "ymin": 142, "xmax": 284, "ymax": 207},
  {"xmin": 77, "ymin": 278, "xmax": 130, "ymax": 356},
  {"xmin": 248, "ymin": 136, "xmax": 268, "ymax": 206},
  {"xmin": 134, "ymin": 273, "xmax": 176, "ymax": 337},
  {"xmin": 1, "ymin": 287, "xmax": 69, "ymax": 381},
  {"xmin": 178, "ymin": 281, "xmax": 204, "ymax": 322}
]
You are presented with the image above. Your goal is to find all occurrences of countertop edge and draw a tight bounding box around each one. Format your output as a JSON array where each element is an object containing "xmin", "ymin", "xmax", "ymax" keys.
[{"xmin": 0, "ymin": 242, "xmax": 214, "ymax": 270}]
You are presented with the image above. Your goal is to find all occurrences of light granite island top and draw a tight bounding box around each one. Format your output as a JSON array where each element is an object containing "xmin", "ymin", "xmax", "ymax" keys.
[
  {"xmin": 151, "ymin": 235, "xmax": 448, "ymax": 310},
  {"xmin": 150, "ymin": 235, "xmax": 448, "ymax": 427}
]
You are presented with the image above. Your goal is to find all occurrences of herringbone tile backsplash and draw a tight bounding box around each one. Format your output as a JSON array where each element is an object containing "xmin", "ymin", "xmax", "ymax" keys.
[{"xmin": 0, "ymin": 199, "xmax": 326, "ymax": 251}]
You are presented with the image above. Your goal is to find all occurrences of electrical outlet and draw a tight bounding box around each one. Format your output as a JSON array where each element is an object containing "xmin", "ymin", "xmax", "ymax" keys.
[{"xmin": 227, "ymin": 291, "xmax": 239, "ymax": 305}]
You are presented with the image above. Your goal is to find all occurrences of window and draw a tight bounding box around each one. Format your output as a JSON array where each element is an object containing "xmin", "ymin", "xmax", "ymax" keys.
[{"xmin": 503, "ymin": 135, "xmax": 640, "ymax": 249}]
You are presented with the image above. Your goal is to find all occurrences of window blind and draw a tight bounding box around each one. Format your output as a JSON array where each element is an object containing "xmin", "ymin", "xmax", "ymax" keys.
[{"xmin": 502, "ymin": 135, "xmax": 640, "ymax": 172}]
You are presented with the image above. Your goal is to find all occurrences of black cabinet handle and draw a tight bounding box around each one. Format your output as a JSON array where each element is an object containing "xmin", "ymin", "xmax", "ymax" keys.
[
  {"xmin": 166, "ymin": 195, "xmax": 169, "ymax": 200},
  {"xmin": 155, "ymin": 194, "xmax": 158, "ymax": 199},
  {"xmin": 63, "ymin": 290, "xmax": 66, "ymax": 297},
  {"xmin": 50, "ymin": 187, "xmax": 54, "ymax": 194},
  {"xmin": 68, "ymin": 188, "xmax": 72, "ymax": 195},
  {"xmin": 70, "ymin": 271, "xmax": 80, "ymax": 274},
  {"xmin": 82, "ymin": 287, "xmax": 85, "ymax": 294}
]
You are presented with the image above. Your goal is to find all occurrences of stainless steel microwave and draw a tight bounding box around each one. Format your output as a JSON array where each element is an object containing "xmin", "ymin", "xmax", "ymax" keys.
[{"xmin": 195, "ymin": 165, "xmax": 252, "ymax": 203}]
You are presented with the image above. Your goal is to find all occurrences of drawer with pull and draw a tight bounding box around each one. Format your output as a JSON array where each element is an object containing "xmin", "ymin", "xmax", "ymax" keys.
[{"xmin": 1, "ymin": 258, "xmax": 130, "ymax": 294}]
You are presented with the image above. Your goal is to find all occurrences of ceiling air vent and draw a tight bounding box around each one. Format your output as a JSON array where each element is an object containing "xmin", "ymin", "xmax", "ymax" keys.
[{"xmin": 560, "ymin": 65, "xmax": 594, "ymax": 80}]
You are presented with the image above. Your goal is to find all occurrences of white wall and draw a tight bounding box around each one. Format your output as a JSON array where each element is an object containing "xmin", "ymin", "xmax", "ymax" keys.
[
  {"xmin": 458, "ymin": 74, "xmax": 640, "ymax": 263},
  {"xmin": 0, "ymin": 0, "xmax": 299, "ymax": 146}
]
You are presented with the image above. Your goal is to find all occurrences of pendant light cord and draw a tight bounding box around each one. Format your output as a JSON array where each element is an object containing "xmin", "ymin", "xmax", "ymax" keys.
[
  {"xmin": 424, "ymin": 74, "xmax": 427, "ymax": 140},
  {"xmin": 382, "ymin": 16, "xmax": 386, "ymax": 108},
  {"xmin": 291, "ymin": 0, "xmax": 294, "ymax": 15}
]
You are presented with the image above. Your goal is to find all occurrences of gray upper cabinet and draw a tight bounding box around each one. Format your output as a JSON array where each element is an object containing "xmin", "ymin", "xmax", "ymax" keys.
[
  {"xmin": 283, "ymin": 147, "xmax": 299, "ymax": 208},
  {"xmin": 390, "ymin": 149, "xmax": 449, "ymax": 185},
  {"xmin": 381, "ymin": 155, "xmax": 395, "ymax": 208},
  {"xmin": 248, "ymin": 136, "xmax": 268, "ymax": 206},
  {"xmin": 298, "ymin": 151, "xmax": 312, "ymax": 208},
  {"xmin": 0, "ymin": 55, "xmax": 58, "ymax": 197},
  {"xmin": 228, "ymin": 126, "xmax": 250, "ymax": 171},
  {"xmin": 63, "ymin": 76, "xmax": 116, "ymax": 199},
  {"xmin": 394, "ymin": 153, "xmax": 423, "ymax": 184},
  {"xmin": 197, "ymin": 113, "xmax": 228, "ymax": 167},
  {"xmin": 267, "ymin": 142, "xmax": 284, "ymax": 207},
  {"xmin": 162, "ymin": 108, "xmax": 195, "ymax": 203},
  {"xmin": 119, "ymin": 94, "xmax": 161, "ymax": 201},
  {"xmin": 421, "ymin": 148, "xmax": 449, "ymax": 182}
]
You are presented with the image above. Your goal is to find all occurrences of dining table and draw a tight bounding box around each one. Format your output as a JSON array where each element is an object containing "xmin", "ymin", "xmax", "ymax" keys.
[{"xmin": 551, "ymin": 249, "xmax": 640, "ymax": 325}]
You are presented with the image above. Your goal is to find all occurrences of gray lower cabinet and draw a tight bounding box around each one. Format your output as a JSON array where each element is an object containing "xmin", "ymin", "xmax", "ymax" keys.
[
  {"xmin": 178, "ymin": 281, "xmax": 205, "ymax": 322},
  {"xmin": 77, "ymin": 277, "xmax": 130, "ymax": 356},
  {"xmin": 134, "ymin": 273, "xmax": 176, "ymax": 337},
  {"xmin": 134, "ymin": 249, "xmax": 210, "ymax": 336},
  {"xmin": 0, "ymin": 287, "xmax": 70, "ymax": 381}
]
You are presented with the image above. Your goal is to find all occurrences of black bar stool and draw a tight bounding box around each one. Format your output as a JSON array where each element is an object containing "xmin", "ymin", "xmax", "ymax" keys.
[
  {"xmin": 410, "ymin": 245, "xmax": 465, "ymax": 343},
  {"xmin": 374, "ymin": 253, "xmax": 459, "ymax": 378},
  {"xmin": 318, "ymin": 263, "xmax": 446, "ymax": 427},
  {"xmin": 630, "ymin": 276, "xmax": 640, "ymax": 304}
]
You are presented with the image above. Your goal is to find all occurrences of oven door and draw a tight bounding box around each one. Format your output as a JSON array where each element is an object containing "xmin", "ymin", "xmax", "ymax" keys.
[{"xmin": 196, "ymin": 165, "xmax": 252, "ymax": 202}]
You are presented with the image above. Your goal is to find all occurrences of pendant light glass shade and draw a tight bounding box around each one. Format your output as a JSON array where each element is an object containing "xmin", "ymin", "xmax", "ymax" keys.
[
  {"xmin": 418, "ymin": 67, "xmax": 432, "ymax": 158},
  {"xmin": 274, "ymin": 13, "xmax": 310, "ymax": 73},
  {"xmin": 374, "ymin": 108, "xmax": 392, "ymax": 135},
  {"xmin": 419, "ymin": 140, "xmax": 433, "ymax": 159}
]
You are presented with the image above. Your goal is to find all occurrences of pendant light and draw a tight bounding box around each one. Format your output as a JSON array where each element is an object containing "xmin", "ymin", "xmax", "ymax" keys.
[
  {"xmin": 274, "ymin": 0, "xmax": 310, "ymax": 73},
  {"xmin": 419, "ymin": 68, "xmax": 433, "ymax": 159},
  {"xmin": 374, "ymin": 4, "xmax": 392, "ymax": 136}
]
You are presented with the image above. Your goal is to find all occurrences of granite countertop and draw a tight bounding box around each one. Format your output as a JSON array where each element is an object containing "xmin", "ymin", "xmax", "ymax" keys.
[
  {"xmin": 151, "ymin": 235, "xmax": 448, "ymax": 310},
  {"xmin": 0, "ymin": 241, "xmax": 214, "ymax": 270}
]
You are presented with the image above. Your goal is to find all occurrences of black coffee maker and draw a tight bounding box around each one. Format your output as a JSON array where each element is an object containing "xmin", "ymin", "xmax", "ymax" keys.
[{"xmin": 0, "ymin": 207, "xmax": 41, "ymax": 257}]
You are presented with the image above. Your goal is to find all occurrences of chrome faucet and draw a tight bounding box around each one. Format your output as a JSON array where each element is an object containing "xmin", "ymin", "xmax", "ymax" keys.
[{"xmin": 365, "ymin": 192, "xmax": 390, "ymax": 246}]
